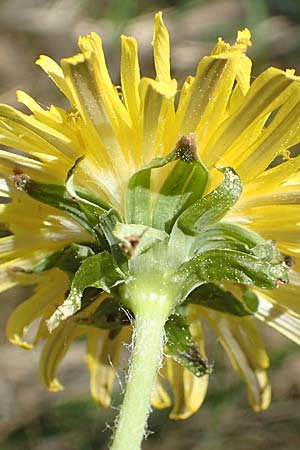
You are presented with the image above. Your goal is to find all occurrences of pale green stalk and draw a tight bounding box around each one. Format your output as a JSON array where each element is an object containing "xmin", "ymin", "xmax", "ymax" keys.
[{"xmin": 110, "ymin": 285, "xmax": 173, "ymax": 450}]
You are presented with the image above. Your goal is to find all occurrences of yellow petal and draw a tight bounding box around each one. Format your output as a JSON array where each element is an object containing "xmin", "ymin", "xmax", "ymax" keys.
[
  {"xmin": 202, "ymin": 309, "xmax": 271, "ymax": 411},
  {"xmin": 0, "ymin": 149, "xmax": 47, "ymax": 183},
  {"xmin": 72, "ymin": 32, "xmax": 137, "ymax": 168},
  {"xmin": 177, "ymin": 76, "xmax": 194, "ymax": 111},
  {"xmin": 6, "ymin": 268, "xmax": 69, "ymax": 349},
  {"xmin": 165, "ymin": 312, "xmax": 209, "ymax": 419},
  {"xmin": 187, "ymin": 305, "xmax": 208, "ymax": 357},
  {"xmin": 152, "ymin": 12, "xmax": 171, "ymax": 82},
  {"xmin": 228, "ymin": 204, "xmax": 300, "ymax": 254},
  {"xmin": 78, "ymin": 32, "xmax": 130, "ymax": 128},
  {"xmin": 0, "ymin": 147, "xmax": 72, "ymax": 186},
  {"xmin": 139, "ymin": 77, "xmax": 177, "ymax": 163},
  {"xmin": 227, "ymin": 55, "xmax": 252, "ymax": 115},
  {"xmin": 232, "ymin": 317, "xmax": 269, "ymax": 369},
  {"xmin": 0, "ymin": 104, "xmax": 75, "ymax": 162},
  {"xmin": 211, "ymin": 29, "xmax": 251, "ymax": 57},
  {"xmin": 151, "ymin": 373, "xmax": 171, "ymax": 409},
  {"xmin": 202, "ymin": 68, "xmax": 300, "ymax": 168},
  {"xmin": 0, "ymin": 262, "xmax": 18, "ymax": 293},
  {"xmin": 61, "ymin": 52, "xmax": 132, "ymax": 201},
  {"xmin": 0, "ymin": 234, "xmax": 75, "ymax": 265},
  {"xmin": 35, "ymin": 55, "xmax": 71, "ymax": 99},
  {"xmin": 260, "ymin": 261, "xmax": 300, "ymax": 313},
  {"xmin": 165, "ymin": 359, "xmax": 208, "ymax": 419},
  {"xmin": 1, "ymin": 190, "xmax": 90, "ymax": 244},
  {"xmin": 237, "ymin": 92, "xmax": 300, "ymax": 181},
  {"xmin": 176, "ymin": 30, "xmax": 251, "ymax": 148},
  {"xmin": 0, "ymin": 250, "xmax": 52, "ymax": 295},
  {"xmin": 85, "ymin": 327, "xmax": 129, "ymax": 407},
  {"xmin": 121, "ymin": 36, "xmax": 141, "ymax": 129},
  {"xmin": 242, "ymin": 155, "xmax": 300, "ymax": 197},
  {"xmin": 17, "ymin": 90, "xmax": 48, "ymax": 116},
  {"xmin": 16, "ymin": 90, "xmax": 76, "ymax": 139},
  {"xmin": 237, "ymin": 185, "xmax": 300, "ymax": 211},
  {"xmin": 0, "ymin": 178, "xmax": 9, "ymax": 196},
  {"xmin": 255, "ymin": 290, "xmax": 300, "ymax": 345},
  {"xmin": 39, "ymin": 321, "xmax": 85, "ymax": 392}
]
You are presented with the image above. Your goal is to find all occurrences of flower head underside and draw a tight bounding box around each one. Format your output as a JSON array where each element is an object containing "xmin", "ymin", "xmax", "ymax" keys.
[{"xmin": 1, "ymin": 12, "xmax": 300, "ymax": 419}]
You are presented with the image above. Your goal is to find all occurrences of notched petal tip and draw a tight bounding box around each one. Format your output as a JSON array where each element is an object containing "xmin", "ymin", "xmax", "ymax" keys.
[
  {"xmin": 152, "ymin": 11, "xmax": 165, "ymax": 47},
  {"xmin": 48, "ymin": 378, "xmax": 64, "ymax": 392},
  {"xmin": 264, "ymin": 66, "xmax": 300, "ymax": 81},
  {"xmin": 152, "ymin": 10, "xmax": 171, "ymax": 82},
  {"xmin": 236, "ymin": 28, "xmax": 252, "ymax": 47},
  {"xmin": 285, "ymin": 68, "xmax": 300, "ymax": 81},
  {"xmin": 61, "ymin": 52, "xmax": 87, "ymax": 68},
  {"xmin": 78, "ymin": 31, "xmax": 102, "ymax": 53},
  {"xmin": 213, "ymin": 28, "xmax": 252, "ymax": 58},
  {"xmin": 121, "ymin": 34, "xmax": 137, "ymax": 45},
  {"xmin": 154, "ymin": 10, "xmax": 163, "ymax": 22},
  {"xmin": 140, "ymin": 77, "xmax": 177, "ymax": 100},
  {"xmin": 35, "ymin": 54, "xmax": 51, "ymax": 67}
]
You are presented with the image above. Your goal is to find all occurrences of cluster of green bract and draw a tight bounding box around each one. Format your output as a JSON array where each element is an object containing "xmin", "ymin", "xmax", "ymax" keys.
[{"xmin": 14, "ymin": 135, "xmax": 289, "ymax": 378}]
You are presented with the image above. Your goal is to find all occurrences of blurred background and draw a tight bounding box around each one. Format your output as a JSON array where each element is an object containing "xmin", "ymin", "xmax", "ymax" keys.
[{"xmin": 0, "ymin": 0, "xmax": 300, "ymax": 449}]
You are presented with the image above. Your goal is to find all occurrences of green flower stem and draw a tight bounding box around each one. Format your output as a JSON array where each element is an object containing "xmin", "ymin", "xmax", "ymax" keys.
[{"xmin": 110, "ymin": 300, "xmax": 170, "ymax": 450}]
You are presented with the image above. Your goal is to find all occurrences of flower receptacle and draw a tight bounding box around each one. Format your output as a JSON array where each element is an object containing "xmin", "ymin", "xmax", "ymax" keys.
[{"xmin": 118, "ymin": 275, "xmax": 178, "ymax": 319}]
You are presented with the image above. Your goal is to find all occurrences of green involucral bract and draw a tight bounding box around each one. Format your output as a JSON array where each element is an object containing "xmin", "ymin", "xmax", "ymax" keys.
[
  {"xmin": 165, "ymin": 312, "xmax": 213, "ymax": 377},
  {"xmin": 46, "ymin": 251, "xmax": 126, "ymax": 332},
  {"xmin": 29, "ymin": 243, "xmax": 94, "ymax": 276},
  {"xmin": 13, "ymin": 135, "xmax": 289, "ymax": 377},
  {"xmin": 184, "ymin": 283, "xmax": 259, "ymax": 316},
  {"xmin": 81, "ymin": 296, "xmax": 132, "ymax": 338}
]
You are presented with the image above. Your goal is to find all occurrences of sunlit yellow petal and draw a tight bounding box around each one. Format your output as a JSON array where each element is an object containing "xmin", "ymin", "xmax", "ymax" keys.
[
  {"xmin": 0, "ymin": 233, "xmax": 78, "ymax": 264},
  {"xmin": 237, "ymin": 94, "xmax": 300, "ymax": 181},
  {"xmin": 0, "ymin": 150, "xmax": 47, "ymax": 182},
  {"xmin": 121, "ymin": 36, "xmax": 141, "ymax": 129},
  {"xmin": 61, "ymin": 54, "xmax": 126, "ymax": 162},
  {"xmin": 139, "ymin": 77, "xmax": 177, "ymax": 162},
  {"xmin": 212, "ymin": 28, "xmax": 251, "ymax": 56},
  {"xmin": 238, "ymin": 185, "xmax": 300, "ymax": 210},
  {"xmin": 228, "ymin": 204, "xmax": 300, "ymax": 255},
  {"xmin": 176, "ymin": 30, "xmax": 251, "ymax": 149},
  {"xmin": 0, "ymin": 104, "xmax": 75, "ymax": 163},
  {"xmin": 227, "ymin": 55, "xmax": 252, "ymax": 115},
  {"xmin": 35, "ymin": 55, "xmax": 71, "ymax": 99},
  {"xmin": 255, "ymin": 290, "xmax": 300, "ymax": 344},
  {"xmin": 0, "ymin": 262, "xmax": 18, "ymax": 293},
  {"xmin": 152, "ymin": 12, "xmax": 171, "ymax": 82},
  {"xmin": 202, "ymin": 68, "xmax": 300, "ymax": 168},
  {"xmin": 244, "ymin": 156, "xmax": 300, "ymax": 197},
  {"xmin": 78, "ymin": 33, "xmax": 138, "ymax": 166},
  {"xmin": 16, "ymin": 90, "xmax": 77, "ymax": 140}
]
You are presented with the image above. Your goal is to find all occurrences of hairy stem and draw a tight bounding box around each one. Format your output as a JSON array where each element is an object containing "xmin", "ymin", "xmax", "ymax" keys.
[{"xmin": 110, "ymin": 310, "xmax": 168, "ymax": 450}]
